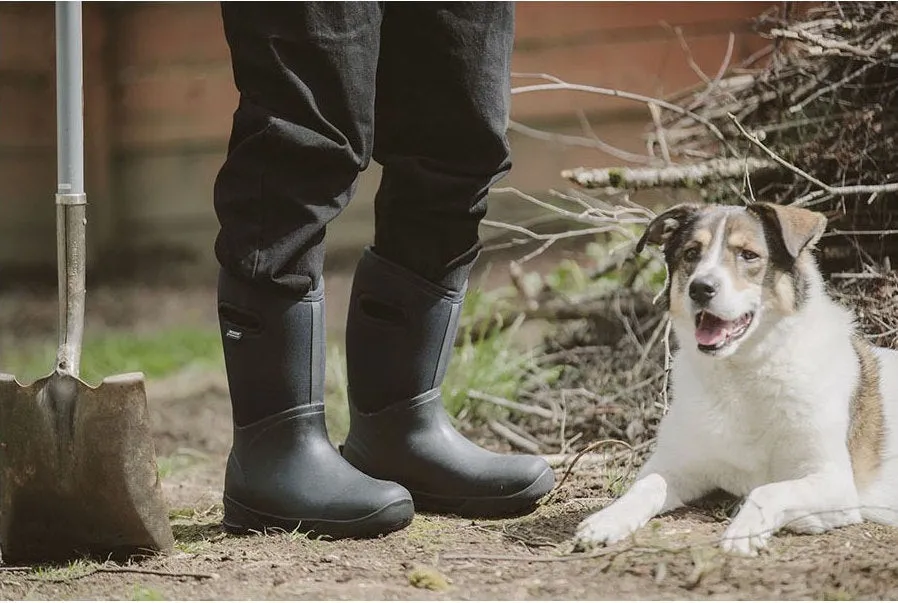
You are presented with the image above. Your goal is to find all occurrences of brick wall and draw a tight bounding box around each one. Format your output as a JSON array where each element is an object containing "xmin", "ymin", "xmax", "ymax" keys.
[
  {"xmin": 0, "ymin": 2, "xmax": 771, "ymax": 276},
  {"xmin": 0, "ymin": 3, "xmax": 112, "ymax": 273},
  {"xmin": 107, "ymin": 2, "xmax": 234, "ymax": 270}
]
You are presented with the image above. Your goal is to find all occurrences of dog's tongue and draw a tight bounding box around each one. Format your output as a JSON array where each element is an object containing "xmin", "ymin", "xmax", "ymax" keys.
[{"xmin": 695, "ymin": 312, "xmax": 729, "ymax": 347}]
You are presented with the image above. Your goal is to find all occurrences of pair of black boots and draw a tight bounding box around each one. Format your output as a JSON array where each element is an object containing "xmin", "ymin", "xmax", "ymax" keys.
[{"xmin": 217, "ymin": 249, "xmax": 554, "ymax": 538}]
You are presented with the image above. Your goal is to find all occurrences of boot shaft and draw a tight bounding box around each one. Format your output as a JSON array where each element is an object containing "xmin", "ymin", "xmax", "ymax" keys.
[
  {"xmin": 346, "ymin": 249, "xmax": 464, "ymax": 413},
  {"xmin": 218, "ymin": 270, "xmax": 326, "ymax": 426}
]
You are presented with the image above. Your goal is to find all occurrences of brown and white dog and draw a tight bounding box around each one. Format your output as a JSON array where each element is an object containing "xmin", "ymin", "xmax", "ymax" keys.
[{"xmin": 575, "ymin": 202, "xmax": 898, "ymax": 555}]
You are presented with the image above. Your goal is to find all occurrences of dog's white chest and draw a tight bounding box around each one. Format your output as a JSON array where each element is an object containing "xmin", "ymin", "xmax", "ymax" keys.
[{"xmin": 663, "ymin": 354, "xmax": 827, "ymax": 496}]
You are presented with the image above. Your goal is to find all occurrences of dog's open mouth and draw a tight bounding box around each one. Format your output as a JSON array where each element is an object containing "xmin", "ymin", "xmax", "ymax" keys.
[{"xmin": 694, "ymin": 311, "xmax": 754, "ymax": 352}]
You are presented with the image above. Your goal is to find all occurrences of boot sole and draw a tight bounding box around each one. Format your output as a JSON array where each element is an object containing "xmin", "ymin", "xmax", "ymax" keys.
[
  {"xmin": 409, "ymin": 466, "xmax": 556, "ymax": 519},
  {"xmin": 221, "ymin": 496, "xmax": 414, "ymax": 540}
]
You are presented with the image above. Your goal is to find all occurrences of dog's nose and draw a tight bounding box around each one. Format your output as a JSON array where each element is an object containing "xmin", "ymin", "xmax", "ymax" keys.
[{"xmin": 689, "ymin": 278, "xmax": 718, "ymax": 304}]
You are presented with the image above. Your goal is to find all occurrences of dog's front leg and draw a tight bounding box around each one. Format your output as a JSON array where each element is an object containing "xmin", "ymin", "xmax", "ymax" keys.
[
  {"xmin": 575, "ymin": 469, "xmax": 688, "ymax": 547},
  {"xmin": 721, "ymin": 472, "xmax": 861, "ymax": 556}
]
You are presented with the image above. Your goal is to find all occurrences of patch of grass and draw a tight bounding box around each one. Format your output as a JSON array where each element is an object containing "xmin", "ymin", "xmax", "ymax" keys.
[
  {"xmin": 30, "ymin": 559, "xmax": 98, "ymax": 582},
  {"xmin": 407, "ymin": 566, "xmax": 449, "ymax": 591},
  {"xmin": 171, "ymin": 521, "xmax": 224, "ymax": 544},
  {"xmin": 277, "ymin": 527, "xmax": 332, "ymax": 549},
  {"xmin": 3, "ymin": 328, "xmax": 222, "ymax": 385},
  {"xmin": 168, "ymin": 503, "xmax": 223, "ymax": 523},
  {"xmin": 156, "ymin": 449, "xmax": 207, "ymax": 480},
  {"xmin": 324, "ymin": 343, "xmax": 350, "ymax": 444},
  {"xmin": 173, "ymin": 539, "xmax": 209, "ymax": 555},
  {"xmin": 132, "ymin": 585, "xmax": 166, "ymax": 601},
  {"xmin": 443, "ymin": 287, "xmax": 562, "ymax": 420},
  {"xmin": 404, "ymin": 516, "xmax": 453, "ymax": 553},
  {"xmin": 170, "ymin": 504, "xmax": 225, "ymax": 548},
  {"xmin": 168, "ymin": 507, "xmax": 199, "ymax": 521},
  {"xmin": 823, "ymin": 588, "xmax": 855, "ymax": 601},
  {"xmin": 601, "ymin": 460, "xmax": 639, "ymax": 498}
]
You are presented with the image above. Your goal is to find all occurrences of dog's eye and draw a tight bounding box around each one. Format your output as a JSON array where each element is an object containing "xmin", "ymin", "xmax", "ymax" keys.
[
  {"xmin": 683, "ymin": 247, "xmax": 701, "ymax": 262},
  {"xmin": 740, "ymin": 249, "xmax": 760, "ymax": 261}
]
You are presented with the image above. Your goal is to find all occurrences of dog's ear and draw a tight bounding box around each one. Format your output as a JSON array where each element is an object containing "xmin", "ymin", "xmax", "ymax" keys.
[
  {"xmin": 636, "ymin": 204, "xmax": 702, "ymax": 254},
  {"xmin": 748, "ymin": 202, "xmax": 827, "ymax": 259}
]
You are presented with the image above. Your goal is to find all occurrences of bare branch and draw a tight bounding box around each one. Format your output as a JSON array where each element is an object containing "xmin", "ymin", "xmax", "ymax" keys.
[
  {"xmin": 789, "ymin": 58, "xmax": 880, "ymax": 113},
  {"xmin": 648, "ymin": 102, "xmax": 672, "ymax": 165},
  {"xmin": 562, "ymin": 157, "xmax": 775, "ymax": 190},
  {"xmin": 480, "ymin": 219, "xmax": 630, "ymax": 243},
  {"xmin": 824, "ymin": 229, "xmax": 898, "ymax": 237},
  {"xmin": 509, "ymin": 74, "xmax": 739, "ymax": 155},
  {"xmin": 770, "ymin": 26, "xmax": 891, "ymax": 59},
  {"xmin": 508, "ymin": 120, "xmax": 660, "ymax": 166},
  {"xmin": 727, "ymin": 112, "xmax": 898, "ymax": 199}
]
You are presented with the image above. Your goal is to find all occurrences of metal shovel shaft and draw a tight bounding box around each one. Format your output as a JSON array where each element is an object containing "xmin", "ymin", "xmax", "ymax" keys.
[{"xmin": 55, "ymin": 1, "xmax": 86, "ymax": 378}]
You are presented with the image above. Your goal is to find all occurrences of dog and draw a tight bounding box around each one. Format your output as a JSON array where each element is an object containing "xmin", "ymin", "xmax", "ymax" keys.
[{"xmin": 575, "ymin": 202, "xmax": 898, "ymax": 556}]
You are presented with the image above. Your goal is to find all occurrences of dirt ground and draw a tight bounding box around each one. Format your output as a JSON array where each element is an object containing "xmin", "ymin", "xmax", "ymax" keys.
[
  {"xmin": 2, "ymin": 268, "xmax": 898, "ymax": 600},
  {"xmin": 0, "ymin": 361, "xmax": 896, "ymax": 600}
]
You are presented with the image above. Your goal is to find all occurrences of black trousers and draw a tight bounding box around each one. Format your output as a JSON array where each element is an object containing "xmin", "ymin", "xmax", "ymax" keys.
[{"xmin": 214, "ymin": 2, "xmax": 515, "ymax": 298}]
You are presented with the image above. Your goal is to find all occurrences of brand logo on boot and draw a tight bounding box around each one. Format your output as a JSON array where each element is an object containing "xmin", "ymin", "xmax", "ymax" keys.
[{"xmin": 225, "ymin": 329, "xmax": 243, "ymax": 341}]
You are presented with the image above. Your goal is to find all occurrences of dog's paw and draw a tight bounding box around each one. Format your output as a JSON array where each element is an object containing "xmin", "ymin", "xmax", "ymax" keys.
[
  {"xmin": 720, "ymin": 502, "xmax": 773, "ymax": 556},
  {"xmin": 575, "ymin": 509, "xmax": 641, "ymax": 547}
]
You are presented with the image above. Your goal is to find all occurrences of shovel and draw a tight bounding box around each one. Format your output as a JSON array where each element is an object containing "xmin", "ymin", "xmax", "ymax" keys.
[{"xmin": 0, "ymin": 2, "xmax": 174, "ymax": 563}]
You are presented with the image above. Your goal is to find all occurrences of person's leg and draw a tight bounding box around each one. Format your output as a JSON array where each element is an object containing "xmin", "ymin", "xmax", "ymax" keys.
[
  {"xmin": 342, "ymin": 2, "xmax": 555, "ymax": 518},
  {"xmin": 214, "ymin": 2, "xmax": 412, "ymax": 538},
  {"xmin": 215, "ymin": 2, "xmax": 381, "ymax": 299},
  {"xmin": 370, "ymin": 3, "xmax": 514, "ymax": 291}
]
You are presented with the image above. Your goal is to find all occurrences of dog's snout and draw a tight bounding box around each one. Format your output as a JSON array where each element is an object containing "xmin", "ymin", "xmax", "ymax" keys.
[{"xmin": 689, "ymin": 278, "xmax": 718, "ymax": 304}]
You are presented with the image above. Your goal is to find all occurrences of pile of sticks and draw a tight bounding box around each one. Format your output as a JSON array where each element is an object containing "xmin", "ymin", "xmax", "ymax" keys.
[{"xmin": 561, "ymin": 1, "xmax": 898, "ymax": 272}]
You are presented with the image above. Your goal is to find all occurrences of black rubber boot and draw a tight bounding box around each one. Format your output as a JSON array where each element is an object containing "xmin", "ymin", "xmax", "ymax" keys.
[
  {"xmin": 342, "ymin": 249, "xmax": 555, "ymax": 519},
  {"xmin": 217, "ymin": 270, "xmax": 414, "ymax": 539}
]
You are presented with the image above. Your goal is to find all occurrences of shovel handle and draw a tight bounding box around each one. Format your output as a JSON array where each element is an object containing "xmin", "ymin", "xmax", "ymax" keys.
[{"xmin": 55, "ymin": 1, "xmax": 86, "ymax": 377}]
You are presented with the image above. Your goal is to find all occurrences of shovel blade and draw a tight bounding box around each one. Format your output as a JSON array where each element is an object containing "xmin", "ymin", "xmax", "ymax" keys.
[{"xmin": 0, "ymin": 371, "xmax": 174, "ymax": 563}]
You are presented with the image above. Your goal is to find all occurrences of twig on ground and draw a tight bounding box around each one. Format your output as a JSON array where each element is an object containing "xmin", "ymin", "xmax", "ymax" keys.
[
  {"xmin": 605, "ymin": 371, "xmax": 665, "ymax": 405},
  {"xmin": 96, "ymin": 567, "xmax": 218, "ymax": 580},
  {"xmin": 542, "ymin": 452, "xmax": 609, "ymax": 469},
  {"xmin": 542, "ymin": 439, "xmax": 655, "ymax": 471},
  {"xmin": 488, "ymin": 419, "xmax": 541, "ymax": 454},
  {"xmin": 554, "ymin": 439, "xmax": 634, "ymax": 492},
  {"xmin": 439, "ymin": 551, "xmax": 601, "ymax": 563},
  {"xmin": 500, "ymin": 418, "xmax": 546, "ymax": 447},
  {"xmin": 468, "ymin": 390, "xmax": 556, "ymax": 420},
  {"xmin": 23, "ymin": 565, "xmax": 218, "ymax": 583}
]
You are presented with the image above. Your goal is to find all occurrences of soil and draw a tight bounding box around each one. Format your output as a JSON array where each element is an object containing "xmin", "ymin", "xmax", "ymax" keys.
[
  {"xmin": 3, "ymin": 268, "xmax": 898, "ymax": 600},
  {"xmin": 2, "ymin": 373, "xmax": 898, "ymax": 600}
]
